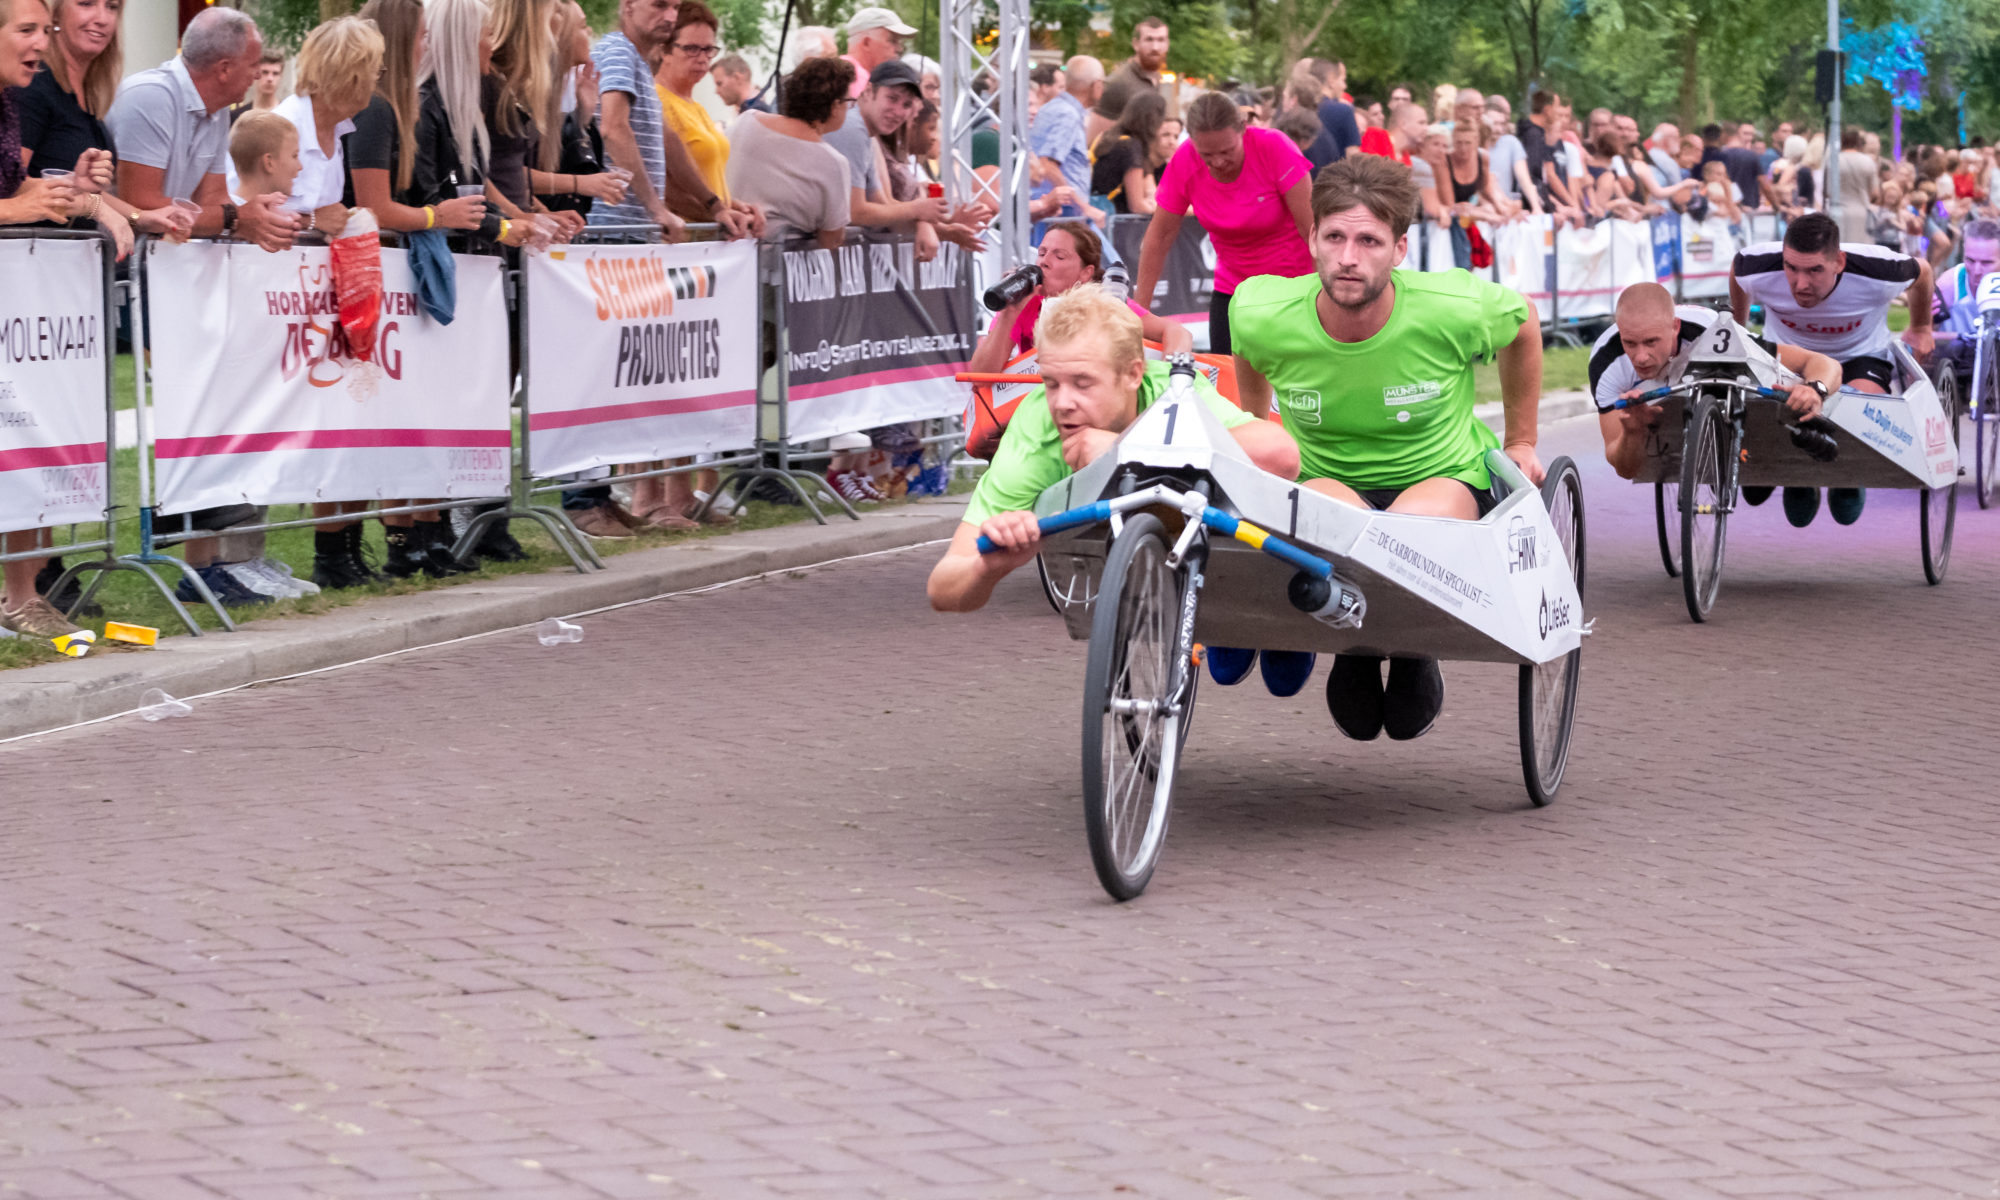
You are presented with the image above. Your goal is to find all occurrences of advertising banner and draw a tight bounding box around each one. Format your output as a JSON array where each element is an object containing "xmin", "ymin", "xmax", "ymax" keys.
[
  {"xmin": 1679, "ymin": 214, "xmax": 1741, "ymax": 298},
  {"xmin": 780, "ymin": 234, "xmax": 976, "ymax": 443},
  {"xmin": 1109, "ymin": 214, "xmax": 1214, "ymax": 319},
  {"xmin": 524, "ymin": 239, "xmax": 758, "ymax": 476},
  {"xmin": 0, "ymin": 237, "xmax": 108, "ymax": 535},
  {"xmin": 147, "ymin": 241, "xmax": 513, "ymax": 515}
]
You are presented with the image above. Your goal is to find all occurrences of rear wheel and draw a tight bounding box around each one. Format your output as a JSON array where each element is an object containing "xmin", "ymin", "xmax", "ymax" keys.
[
  {"xmin": 1081, "ymin": 514, "xmax": 1193, "ymax": 901},
  {"xmin": 1654, "ymin": 479, "xmax": 1681, "ymax": 578},
  {"xmin": 1924, "ymin": 371, "xmax": 1959, "ymax": 586},
  {"xmin": 1679, "ymin": 396, "xmax": 1732, "ymax": 623},
  {"xmin": 1521, "ymin": 457, "xmax": 1585, "ymax": 806}
]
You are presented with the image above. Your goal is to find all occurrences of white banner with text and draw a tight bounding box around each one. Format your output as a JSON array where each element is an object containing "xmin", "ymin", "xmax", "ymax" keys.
[
  {"xmin": 523, "ymin": 238, "xmax": 759, "ymax": 477},
  {"xmin": 0, "ymin": 237, "xmax": 109, "ymax": 535},
  {"xmin": 146, "ymin": 241, "xmax": 513, "ymax": 515}
]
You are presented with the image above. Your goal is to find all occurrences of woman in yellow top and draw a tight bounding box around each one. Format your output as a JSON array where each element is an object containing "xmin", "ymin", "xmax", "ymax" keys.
[{"xmin": 654, "ymin": 0, "xmax": 730, "ymax": 203}]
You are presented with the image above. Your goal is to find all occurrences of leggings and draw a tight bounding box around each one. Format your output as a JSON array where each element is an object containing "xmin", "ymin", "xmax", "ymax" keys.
[{"xmin": 1208, "ymin": 288, "xmax": 1234, "ymax": 355}]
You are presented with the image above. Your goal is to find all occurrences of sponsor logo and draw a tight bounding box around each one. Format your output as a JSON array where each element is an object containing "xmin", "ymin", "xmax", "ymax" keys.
[
  {"xmin": 582, "ymin": 253, "xmax": 718, "ymax": 321},
  {"xmin": 271, "ymin": 262, "xmax": 408, "ymax": 391},
  {"xmin": 445, "ymin": 447, "xmax": 509, "ymax": 487},
  {"xmin": 1860, "ymin": 401, "xmax": 1914, "ymax": 449},
  {"xmin": 1777, "ymin": 314, "xmax": 1864, "ymax": 337},
  {"xmin": 0, "ymin": 315, "xmax": 100, "ymax": 364},
  {"xmin": 1384, "ymin": 381, "xmax": 1442, "ymax": 406},
  {"xmin": 1538, "ymin": 588, "xmax": 1574, "ymax": 639},
  {"xmin": 1926, "ymin": 414, "xmax": 1950, "ymax": 456},
  {"xmin": 1286, "ymin": 389, "xmax": 1322, "ymax": 425},
  {"xmin": 1506, "ymin": 515, "xmax": 1541, "ymax": 574},
  {"xmin": 613, "ymin": 319, "xmax": 723, "ymax": 389},
  {"xmin": 788, "ymin": 333, "xmax": 969, "ymax": 374},
  {"xmin": 1365, "ymin": 527, "xmax": 1491, "ymax": 609},
  {"xmin": 39, "ymin": 462, "xmax": 102, "ymax": 509}
]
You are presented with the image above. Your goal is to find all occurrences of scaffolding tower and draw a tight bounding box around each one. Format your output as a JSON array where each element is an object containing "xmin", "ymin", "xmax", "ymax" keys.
[{"xmin": 939, "ymin": 0, "xmax": 1033, "ymax": 272}]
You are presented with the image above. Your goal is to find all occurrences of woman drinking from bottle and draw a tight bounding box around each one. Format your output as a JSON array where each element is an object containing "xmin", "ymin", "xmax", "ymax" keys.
[{"xmin": 967, "ymin": 221, "xmax": 1191, "ymax": 375}]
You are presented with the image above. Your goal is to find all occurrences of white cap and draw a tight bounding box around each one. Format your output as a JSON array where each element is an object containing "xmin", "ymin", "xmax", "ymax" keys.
[{"xmin": 846, "ymin": 6, "xmax": 917, "ymax": 37}]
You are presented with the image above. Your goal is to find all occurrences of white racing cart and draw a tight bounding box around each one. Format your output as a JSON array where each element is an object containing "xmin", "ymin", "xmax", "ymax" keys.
[
  {"xmin": 980, "ymin": 360, "xmax": 1587, "ymax": 901},
  {"xmin": 1612, "ymin": 314, "xmax": 1959, "ymax": 622},
  {"xmin": 1963, "ymin": 272, "xmax": 2000, "ymax": 508}
]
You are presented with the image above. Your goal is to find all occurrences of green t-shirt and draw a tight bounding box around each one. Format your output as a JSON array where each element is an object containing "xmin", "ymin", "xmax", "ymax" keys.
[
  {"xmin": 1229, "ymin": 270, "xmax": 1530, "ymax": 490},
  {"xmin": 964, "ymin": 361, "xmax": 1256, "ymax": 526},
  {"xmin": 971, "ymin": 126, "xmax": 1000, "ymax": 171}
]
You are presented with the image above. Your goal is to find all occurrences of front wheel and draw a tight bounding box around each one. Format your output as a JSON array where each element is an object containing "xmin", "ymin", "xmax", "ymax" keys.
[
  {"xmin": 1679, "ymin": 396, "xmax": 1732, "ymax": 623},
  {"xmin": 1976, "ymin": 345, "xmax": 2000, "ymax": 509},
  {"xmin": 1923, "ymin": 370, "xmax": 1959, "ymax": 585},
  {"xmin": 1081, "ymin": 513, "xmax": 1193, "ymax": 901},
  {"xmin": 1521, "ymin": 457, "xmax": 1585, "ymax": 806}
]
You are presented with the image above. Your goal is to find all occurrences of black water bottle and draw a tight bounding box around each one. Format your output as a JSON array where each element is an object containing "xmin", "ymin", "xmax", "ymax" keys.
[{"xmin": 982, "ymin": 265, "xmax": 1042, "ymax": 311}]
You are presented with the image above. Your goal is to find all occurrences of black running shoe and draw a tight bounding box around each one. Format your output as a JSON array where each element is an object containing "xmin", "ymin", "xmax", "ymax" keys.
[
  {"xmin": 1325, "ymin": 653, "xmax": 1385, "ymax": 741},
  {"xmin": 1382, "ymin": 656, "xmax": 1445, "ymax": 741}
]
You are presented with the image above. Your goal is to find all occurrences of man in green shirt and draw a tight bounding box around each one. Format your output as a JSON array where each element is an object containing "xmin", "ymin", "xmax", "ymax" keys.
[
  {"xmin": 1224, "ymin": 152, "xmax": 1546, "ymax": 742},
  {"xmin": 929, "ymin": 286, "xmax": 1299, "ymax": 613}
]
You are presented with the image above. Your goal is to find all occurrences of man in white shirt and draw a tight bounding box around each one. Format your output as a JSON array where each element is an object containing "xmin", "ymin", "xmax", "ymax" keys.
[{"xmin": 1730, "ymin": 212, "xmax": 1934, "ymax": 526}]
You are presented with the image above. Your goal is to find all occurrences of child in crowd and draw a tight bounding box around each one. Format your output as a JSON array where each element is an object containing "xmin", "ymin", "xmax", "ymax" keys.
[{"xmin": 198, "ymin": 113, "xmax": 323, "ymax": 601}]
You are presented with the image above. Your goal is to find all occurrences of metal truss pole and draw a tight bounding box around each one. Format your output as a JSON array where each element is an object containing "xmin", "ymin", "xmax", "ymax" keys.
[{"xmin": 940, "ymin": 0, "xmax": 1032, "ymax": 271}]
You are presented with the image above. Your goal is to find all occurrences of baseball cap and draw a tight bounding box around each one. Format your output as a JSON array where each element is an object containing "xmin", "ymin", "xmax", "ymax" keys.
[
  {"xmin": 867, "ymin": 58, "xmax": 923, "ymax": 95},
  {"xmin": 847, "ymin": 6, "xmax": 917, "ymax": 37}
]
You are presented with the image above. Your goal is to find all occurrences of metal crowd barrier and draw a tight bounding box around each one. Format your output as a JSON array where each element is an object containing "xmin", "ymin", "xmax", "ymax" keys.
[{"xmin": 0, "ymin": 228, "xmax": 194, "ymax": 631}]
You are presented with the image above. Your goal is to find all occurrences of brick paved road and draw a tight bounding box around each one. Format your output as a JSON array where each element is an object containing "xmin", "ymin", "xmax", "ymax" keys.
[{"xmin": 5, "ymin": 417, "xmax": 2000, "ymax": 1199}]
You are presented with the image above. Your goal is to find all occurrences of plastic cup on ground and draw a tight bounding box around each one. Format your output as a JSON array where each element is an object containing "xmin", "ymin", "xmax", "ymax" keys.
[
  {"xmin": 537, "ymin": 618, "xmax": 583, "ymax": 646},
  {"xmin": 138, "ymin": 688, "xmax": 192, "ymax": 720}
]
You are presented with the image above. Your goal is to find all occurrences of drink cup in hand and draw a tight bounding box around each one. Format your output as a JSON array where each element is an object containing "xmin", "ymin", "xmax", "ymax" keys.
[{"xmin": 168, "ymin": 198, "xmax": 201, "ymax": 243}]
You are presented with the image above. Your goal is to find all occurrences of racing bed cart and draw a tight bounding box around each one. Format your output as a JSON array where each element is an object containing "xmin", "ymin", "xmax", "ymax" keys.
[
  {"xmin": 981, "ymin": 359, "xmax": 1587, "ymax": 901},
  {"xmin": 1612, "ymin": 314, "xmax": 1959, "ymax": 623},
  {"xmin": 1964, "ymin": 271, "xmax": 2000, "ymax": 508}
]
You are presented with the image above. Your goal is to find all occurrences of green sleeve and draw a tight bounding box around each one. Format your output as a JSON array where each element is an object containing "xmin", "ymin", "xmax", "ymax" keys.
[
  {"xmin": 963, "ymin": 390, "xmax": 1067, "ymax": 526},
  {"xmin": 1476, "ymin": 277, "xmax": 1533, "ymax": 361},
  {"xmin": 1194, "ymin": 373, "xmax": 1256, "ymax": 429}
]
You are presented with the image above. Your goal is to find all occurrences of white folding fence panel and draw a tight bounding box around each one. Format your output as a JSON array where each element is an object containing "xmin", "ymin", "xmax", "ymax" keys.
[
  {"xmin": 147, "ymin": 241, "xmax": 513, "ymax": 514},
  {"xmin": 0, "ymin": 237, "xmax": 109, "ymax": 533},
  {"xmin": 524, "ymin": 238, "xmax": 759, "ymax": 477}
]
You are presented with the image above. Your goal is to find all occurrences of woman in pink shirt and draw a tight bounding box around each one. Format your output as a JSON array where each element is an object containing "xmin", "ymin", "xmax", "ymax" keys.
[{"xmin": 1132, "ymin": 90, "xmax": 1313, "ymax": 358}]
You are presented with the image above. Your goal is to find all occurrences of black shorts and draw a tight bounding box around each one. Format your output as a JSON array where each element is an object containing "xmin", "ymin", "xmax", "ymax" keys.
[
  {"xmin": 1354, "ymin": 480, "xmax": 1498, "ymax": 517},
  {"xmin": 1207, "ymin": 289, "xmax": 1233, "ymax": 355},
  {"xmin": 1838, "ymin": 354, "xmax": 1896, "ymax": 391}
]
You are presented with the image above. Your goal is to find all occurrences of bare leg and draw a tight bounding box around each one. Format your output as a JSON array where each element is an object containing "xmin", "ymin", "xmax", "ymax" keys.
[
  {"xmin": 1384, "ymin": 477, "xmax": 1482, "ymax": 519},
  {"xmin": 2, "ymin": 529, "xmax": 46, "ymax": 609}
]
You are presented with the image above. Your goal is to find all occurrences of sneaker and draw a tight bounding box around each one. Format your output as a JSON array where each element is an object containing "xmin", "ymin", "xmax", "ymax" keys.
[
  {"xmin": 1782, "ymin": 486, "xmax": 1821, "ymax": 528},
  {"xmin": 0, "ymin": 595, "xmax": 82, "ymax": 638},
  {"xmin": 569, "ymin": 505, "xmax": 636, "ymax": 539},
  {"xmin": 1741, "ymin": 486, "xmax": 1774, "ymax": 507},
  {"xmin": 828, "ymin": 469, "xmax": 885, "ymax": 504},
  {"xmin": 1828, "ymin": 487, "xmax": 1866, "ymax": 525},
  {"xmin": 1259, "ymin": 650, "xmax": 1317, "ymax": 697},
  {"xmin": 1206, "ymin": 646, "xmax": 1257, "ymax": 686},
  {"xmin": 681, "ymin": 500, "xmax": 736, "ymax": 527},
  {"xmin": 176, "ymin": 564, "xmax": 271, "ymax": 608},
  {"xmin": 1325, "ymin": 654, "xmax": 1386, "ymax": 741},
  {"xmin": 219, "ymin": 559, "xmax": 294, "ymax": 600},
  {"xmin": 256, "ymin": 557, "xmax": 319, "ymax": 596},
  {"xmin": 1382, "ymin": 656, "xmax": 1445, "ymax": 741},
  {"xmin": 695, "ymin": 488, "xmax": 743, "ymax": 517}
]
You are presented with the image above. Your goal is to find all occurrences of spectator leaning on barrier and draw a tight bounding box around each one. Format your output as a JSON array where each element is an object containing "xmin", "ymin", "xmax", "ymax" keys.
[
  {"xmin": 1134, "ymin": 90, "xmax": 1312, "ymax": 358},
  {"xmin": 481, "ymin": 0, "xmax": 566, "ymax": 236},
  {"xmin": 230, "ymin": 48, "xmax": 285, "ymax": 123},
  {"xmin": 824, "ymin": 59, "xmax": 970, "ymax": 262},
  {"xmin": 654, "ymin": 1, "xmax": 731, "ymax": 210},
  {"xmin": 528, "ymin": 0, "xmax": 627, "ymax": 235},
  {"xmin": 108, "ymin": 7, "xmax": 295, "ymax": 250},
  {"xmin": 709, "ymin": 53, "xmax": 767, "ymax": 115},
  {"xmin": 723, "ymin": 54, "xmax": 849, "ymax": 245},
  {"xmin": 840, "ymin": 6, "xmax": 910, "ymax": 100},
  {"xmin": 16, "ymin": 0, "xmax": 185, "ymax": 261},
  {"xmin": 414, "ymin": 0, "xmax": 534, "ymax": 253}
]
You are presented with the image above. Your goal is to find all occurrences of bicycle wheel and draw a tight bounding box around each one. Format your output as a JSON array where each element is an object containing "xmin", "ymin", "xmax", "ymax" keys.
[
  {"xmin": 1520, "ymin": 457, "xmax": 1585, "ymax": 806},
  {"xmin": 1654, "ymin": 479, "xmax": 1680, "ymax": 578},
  {"xmin": 1081, "ymin": 513, "xmax": 1192, "ymax": 901},
  {"xmin": 1034, "ymin": 554, "xmax": 1063, "ymax": 614},
  {"xmin": 1923, "ymin": 371, "xmax": 1959, "ymax": 586},
  {"xmin": 1679, "ymin": 396, "xmax": 1731, "ymax": 623},
  {"xmin": 1978, "ymin": 345, "xmax": 2000, "ymax": 509}
]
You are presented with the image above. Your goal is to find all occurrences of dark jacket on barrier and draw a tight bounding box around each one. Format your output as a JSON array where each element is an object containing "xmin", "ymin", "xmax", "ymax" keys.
[{"xmin": 537, "ymin": 112, "xmax": 605, "ymax": 218}]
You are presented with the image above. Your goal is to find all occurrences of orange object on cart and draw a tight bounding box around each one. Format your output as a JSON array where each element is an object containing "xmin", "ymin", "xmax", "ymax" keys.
[{"xmin": 959, "ymin": 340, "xmax": 1249, "ymax": 462}]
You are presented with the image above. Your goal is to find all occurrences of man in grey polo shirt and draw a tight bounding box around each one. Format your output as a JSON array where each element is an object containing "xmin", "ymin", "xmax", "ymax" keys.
[
  {"xmin": 822, "ymin": 58, "xmax": 955, "ymax": 251},
  {"xmin": 107, "ymin": 7, "xmax": 296, "ymax": 252}
]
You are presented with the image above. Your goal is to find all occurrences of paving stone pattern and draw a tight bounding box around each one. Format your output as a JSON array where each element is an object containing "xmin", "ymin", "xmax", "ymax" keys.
[{"xmin": 3, "ymin": 419, "xmax": 1999, "ymax": 1198}]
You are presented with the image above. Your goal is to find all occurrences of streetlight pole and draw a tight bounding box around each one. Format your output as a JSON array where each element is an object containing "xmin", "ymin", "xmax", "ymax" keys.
[{"xmin": 1825, "ymin": 0, "xmax": 1841, "ymax": 213}]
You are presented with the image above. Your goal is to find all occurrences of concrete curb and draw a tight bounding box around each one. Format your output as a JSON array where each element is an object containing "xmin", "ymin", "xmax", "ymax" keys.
[{"xmin": 0, "ymin": 500, "xmax": 968, "ymax": 742}]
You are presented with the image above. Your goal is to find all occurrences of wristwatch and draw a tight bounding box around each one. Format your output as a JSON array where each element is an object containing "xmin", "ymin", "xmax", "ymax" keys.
[
  {"xmin": 1808, "ymin": 380, "xmax": 1830, "ymax": 400},
  {"xmin": 221, "ymin": 201, "xmax": 238, "ymax": 233}
]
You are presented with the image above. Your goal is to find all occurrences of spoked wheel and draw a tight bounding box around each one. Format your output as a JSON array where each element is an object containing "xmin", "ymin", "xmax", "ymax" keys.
[
  {"xmin": 1976, "ymin": 344, "xmax": 2000, "ymax": 509},
  {"xmin": 1520, "ymin": 457, "xmax": 1585, "ymax": 806},
  {"xmin": 1653, "ymin": 479, "xmax": 1681, "ymax": 578},
  {"xmin": 1081, "ymin": 513, "xmax": 1195, "ymax": 901},
  {"xmin": 1923, "ymin": 371, "xmax": 1959, "ymax": 585},
  {"xmin": 1034, "ymin": 554, "xmax": 1063, "ymax": 614},
  {"xmin": 1679, "ymin": 395, "xmax": 1733, "ymax": 623}
]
